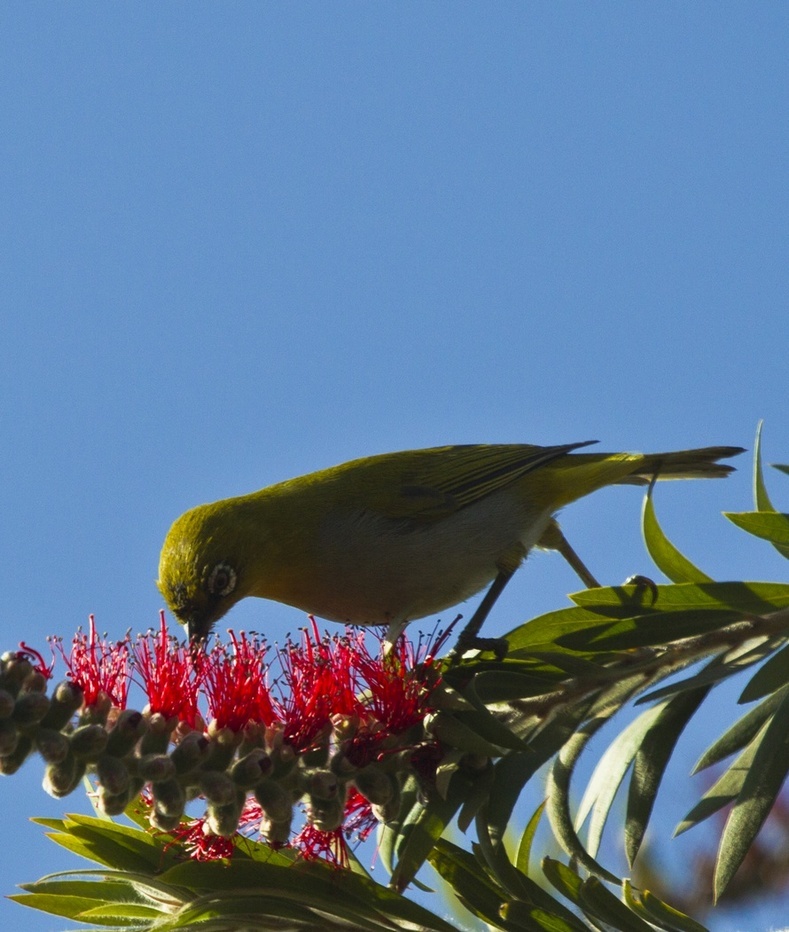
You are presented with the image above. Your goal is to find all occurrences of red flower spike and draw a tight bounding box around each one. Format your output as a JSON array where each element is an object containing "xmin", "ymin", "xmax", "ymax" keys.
[
  {"xmin": 292, "ymin": 821, "xmax": 349, "ymax": 869},
  {"xmin": 342, "ymin": 629, "xmax": 440, "ymax": 767},
  {"xmin": 167, "ymin": 816, "xmax": 236, "ymax": 862},
  {"xmin": 201, "ymin": 631, "xmax": 275, "ymax": 733},
  {"xmin": 275, "ymin": 619, "xmax": 361, "ymax": 752},
  {"xmin": 17, "ymin": 642, "xmax": 55, "ymax": 680},
  {"xmin": 54, "ymin": 616, "xmax": 130, "ymax": 709},
  {"xmin": 342, "ymin": 787, "xmax": 377, "ymax": 844},
  {"xmin": 133, "ymin": 612, "xmax": 201, "ymax": 729}
]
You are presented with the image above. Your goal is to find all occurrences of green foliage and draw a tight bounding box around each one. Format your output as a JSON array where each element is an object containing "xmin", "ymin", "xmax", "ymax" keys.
[{"xmin": 10, "ymin": 429, "xmax": 789, "ymax": 930}]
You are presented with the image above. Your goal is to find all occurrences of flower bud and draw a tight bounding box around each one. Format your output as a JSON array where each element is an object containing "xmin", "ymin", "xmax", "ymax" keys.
[
  {"xmin": 69, "ymin": 723, "xmax": 109, "ymax": 759},
  {"xmin": 152, "ymin": 777, "xmax": 186, "ymax": 821},
  {"xmin": 150, "ymin": 805, "xmax": 183, "ymax": 833},
  {"xmin": 23, "ymin": 671, "xmax": 49, "ymax": 693},
  {"xmin": 0, "ymin": 733, "xmax": 32, "ymax": 773},
  {"xmin": 307, "ymin": 769, "xmax": 339, "ymax": 801},
  {"xmin": 197, "ymin": 770, "xmax": 237, "ymax": 806},
  {"xmin": 105, "ymin": 710, "xmax": 147, "ymax": 757},
  {"xmin": 0, "ymin": 718, "xmax": 19, "ymax": 757},
  {"xmin": 0, "ymin": 689, "xmax": 16, "ymax": 719},
  {"xmin": 206, "ymin": 795, "xmax": 245, "ymax": 838},
  {"xmin": 254, "ymin": 779, "xmax": 294, "ymax": 824},
  {"xmin": 372, "ymin": 794, "xmax": 401, "ymax": 825},
  {"xmin": 139, "ymin": 712, "xmax": 173, "ymax": 755},
  {"xmin": 171, "ymin": 732, "xmax": 210, "ymax": 774},
  {"xmin": 12, "ymin": 690, "xmax": 50, "ymax": 727},
  {"xmin": 94, "ymin": 754, "xmax": 131, "ymax": 796},
  {"xmin": 43, "ymin": 753, "xmax": 86, "ymax": 798},
  {"xmin": 231, "ymin": 749, "xmax": 272, "ymax": 789},
  {"xmin": 0, "ymin": 656, "xmax": 33, "ymax": 695},
  {"xmin": 137, "ymin": 754, "xmax": 176, "ymax": 783},
  {"xmin": 99, "ymin": 787, "xmax": 131, "ymax": 816},
  {"xmin": 259, "ymin": 812, "xmax": 292, "ymax": 846},
  {"xmin": 202, "ymin": 726, "xmax": 241, "ymax": 772},
  {"xmin": 39, "ymin": 681, "xmax": 83, "ymax": 730},
  {"xmin": 307, "ymin": 793, "xmax": 345, "ymax": 833},
  {"xmin": 34, "ymin": 728, "xmax": 71, "ymax": 764},
  {"xmin": 353, "ymin": 765, "xmax": 395, "ymax": 807}
]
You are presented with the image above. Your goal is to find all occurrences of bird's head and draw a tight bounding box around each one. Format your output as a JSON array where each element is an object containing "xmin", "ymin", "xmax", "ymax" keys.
[{"xmin": 157, "ymin": 502, "xmax": 247, "ymax": 644}]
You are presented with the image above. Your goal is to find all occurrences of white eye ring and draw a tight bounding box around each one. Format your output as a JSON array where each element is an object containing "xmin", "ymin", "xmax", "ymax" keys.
[{"xmin": 207, "ymin": 562, "xmax": 237, "ymax": 597}]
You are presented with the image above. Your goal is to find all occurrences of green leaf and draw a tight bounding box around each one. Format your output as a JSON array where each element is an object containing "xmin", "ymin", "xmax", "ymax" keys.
[
  {"xmin": 541, "ymin": 857, "xmax": 585, "ymax": 906},
  {"xmin": 738, "ymin": 640, "xmax": 789, "ymax": 702},
  {"xmin": 500, "ymin": 900, "xmax": 591, "ymax": 932},
  {"xmin": 725, "ymin": 511, "xmax": 789, "ymax": 549},
  {"xmin": 515, "ymin": 800, "xmax": 546, "ymax": 878},
  {"xmin": 572, "ymin": 581, "xmax": 789, "ymax": 614},
  {"xmin": 773, "ymin": 464, "xmax": 789, "ymax": 477},
  {"xmin": 427, "ymin": 839, "xmax": 507, "ymax": 928},
  {"xmin": 642, "ymin": 489, "xmax": 712, "ymax": 583},
  {"xmin": 749, "ymin": 422, "xmax": 789, "ymax": 559},
  {"xmin": 714, "ymin": 687, "xmax": 789, "ymax": 899},
  {"xmin": 389, "ymin": 774, "xmax": 467, "ymax": 893},
  {"xmin": 9, "ymin": 892, "xmax": 116, "ymax": 923},
  {"xmin": 504, "ymin": 605, "xmax": 643, "ymax": 659},
  {"xmin": 482, "ymin": 752, "xmax": 546, "ymax": 853},
  {"xmin": 78, "ymin": 903, "xmax": 163, "ymax": 920},
  {"xmin": 377, "ymin": 775, "xmax": 420, "ymax": 876},
  {"xmin": 693, "ymin": 689, "xmax": 785, "ymax": 772},
  {"xmin": 546, "ymin": 719, "xmax": 621, "ymax": 884},
  {"xmin": 579, "ymin": 876, "xmax": 656, "ymax": 931},
  {"xmin": 474, "ymin": 819, "xmax": 590, "ymax": 930},
  {"xmin": 44, "ymin": 813, "xmax": 174, "ymax": 874},
  {"xmin": 564, "ymin": 609, "xmax": 741, "ymax": 653},
  {"xmin": 676, "ymin": 729, "xmax": 763, "ymax": 837},
  {"xmin": 622, "ymin": 881, "xmax": 709, "ymax": 932},
  {"xmin": 638, "ymin": 636, "xmax": 778, "ymax": 706},
  {"xmin": 470, "ymin": 665, "xmax": 562, "ymax": 703},
  {"xmin": 625, "ymin": 684, "xmax": 710, "ymax": 865},
  {"xmin": 576, "ymin": 704, "xmax": 665, "ymax": 858}
]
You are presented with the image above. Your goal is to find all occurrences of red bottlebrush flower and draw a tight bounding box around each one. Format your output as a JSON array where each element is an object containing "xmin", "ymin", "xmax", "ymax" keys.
[
  {"xmin": 200, "ymin": 630, "xmax": 275, "ymax": 732},
  {"xmin": 342, "ymin": 787, "xmax": 377, "ymax": 845},
  {"xmin": 17, "ymin": 642, "xmax": 55, "ymax": 680},
  {"xmin": 275, "ymin": 619, "xmax": 360, "ymax": 752},
  {"xmin": 342, "ymin": 628, "xmax": 441, "ymax": 767},
  {"xmin": 132, "ymin": 612, "xmax": 201, "ymax": 728},
  {"xmin": 168, "ymin": 815, "xmax": 236, "ymax": 862},
  {"xmin": 54, "ymin": 615, "xmax": 130, "ymax": 709},
  {"xmin": 292, "ymin": 821, "xmax": 349, "ymax": 869}
]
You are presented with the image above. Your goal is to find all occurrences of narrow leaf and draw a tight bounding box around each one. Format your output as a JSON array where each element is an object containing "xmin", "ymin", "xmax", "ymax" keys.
[
  {"xmin": 751, "ymin": 422, "xmax": 789, "ymax": 559},
  {"xmin": 714, "ymin": 688, "xmax": 789, "ymax": 899},
  {"xmin": 515, "ymin": 800, "xmax": 546, "ymax": 878},
  {"xmin": 693, "ymin": 689, "xmax": 785, "ymax": 772},
  {"xmin": 725, "ymin": 511, "xmax": 789, "ymax": 549},
  {"xmin": 626, "ymin": 685, "xmax": 709, "ymax": 865},
  {"xmin": 575, "ymin": 704, "xmax": 664, "ymax": 858},
  {"xmin": 739, "ymin": 641, "xmax": 789, "ymax": 703},
  {"xmin": 642, "ymin": 490, "xmax": 712, "ymax": 583}
]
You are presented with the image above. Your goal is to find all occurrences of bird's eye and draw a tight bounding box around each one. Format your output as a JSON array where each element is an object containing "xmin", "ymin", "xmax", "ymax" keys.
[{"xmin": 207, "ymin": 562, "xmax": 237, "ymax": 597}]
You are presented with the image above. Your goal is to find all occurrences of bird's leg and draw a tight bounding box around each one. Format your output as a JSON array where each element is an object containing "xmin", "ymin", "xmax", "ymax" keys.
[
  {"xmin": 538, "ymin": 519, "xmax": 601, "ymax": 589},
  {"xmin": 450, "ymin": 568, "xmax": 514, "ymax": 662}
]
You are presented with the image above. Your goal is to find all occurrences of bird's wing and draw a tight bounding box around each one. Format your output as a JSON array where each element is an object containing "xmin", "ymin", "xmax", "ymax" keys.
[{"xmin": 375, "ymin": 441, "xmax": 598, "ymax": 519}]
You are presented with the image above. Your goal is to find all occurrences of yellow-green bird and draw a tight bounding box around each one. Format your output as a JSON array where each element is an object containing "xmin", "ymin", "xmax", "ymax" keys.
[{"xmin": 157, "ymin": 442, "xmax": 743, "ymax": 649}]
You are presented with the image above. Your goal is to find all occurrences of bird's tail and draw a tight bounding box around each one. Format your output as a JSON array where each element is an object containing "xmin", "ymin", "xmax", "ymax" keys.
[
  {"xmin": 612, "ymin": 445, "xmax": 746, "ymax": 484},
  {"xmin": 539, "ymin": 445, "xmax": 745, "ymax": 509}
]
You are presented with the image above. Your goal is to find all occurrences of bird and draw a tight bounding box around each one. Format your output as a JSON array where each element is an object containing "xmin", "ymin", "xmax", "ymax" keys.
[{"xmin": 157, "ymin": 442, "xmax": 743, "ymax": 653}]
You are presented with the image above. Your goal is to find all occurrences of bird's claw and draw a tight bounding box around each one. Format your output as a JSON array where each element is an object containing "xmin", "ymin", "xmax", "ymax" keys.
[{"xmin": 622, "ymin": 574, "xmax": 659, "ymax": 605}]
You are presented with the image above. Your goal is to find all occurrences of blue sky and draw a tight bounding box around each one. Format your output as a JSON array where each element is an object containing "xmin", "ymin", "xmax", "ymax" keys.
[{"xmin": 2, "ymin": 5, "xmax": 788, "ymax": 929}]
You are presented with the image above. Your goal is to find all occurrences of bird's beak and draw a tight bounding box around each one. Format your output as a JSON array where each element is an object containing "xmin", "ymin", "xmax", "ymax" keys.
[{"xmin": 185, "ymin": 618, "xmax": 209, "ymax": 651}]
